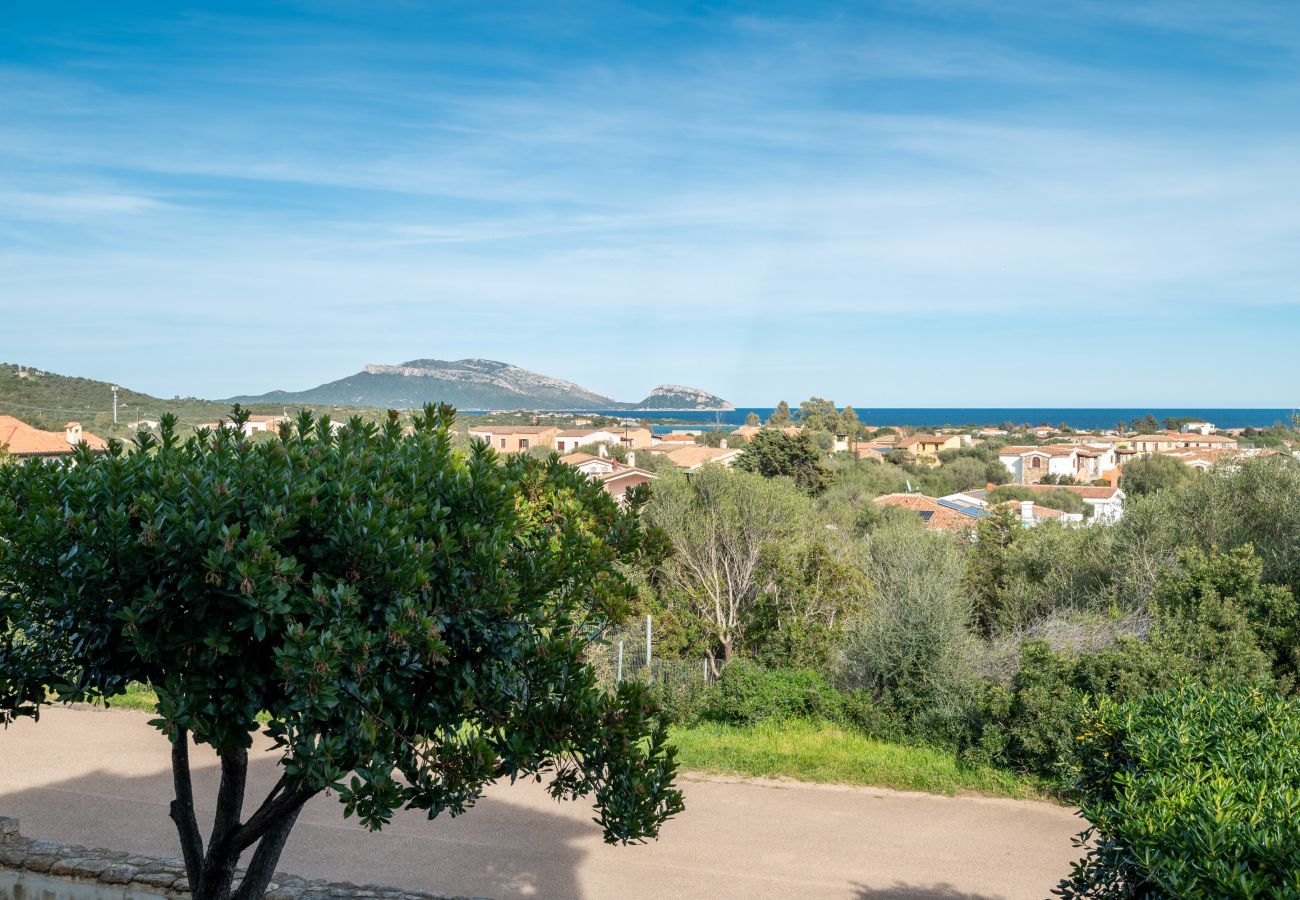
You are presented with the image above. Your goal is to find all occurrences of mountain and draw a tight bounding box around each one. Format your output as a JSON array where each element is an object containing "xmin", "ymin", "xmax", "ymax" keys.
[
  {"xmin": 632, "ymin": 385, "xmax": 735, "ymax": 411},
  {"xmin": 228, "ymin": 358, "xmax": 733, "ymax": 411}
]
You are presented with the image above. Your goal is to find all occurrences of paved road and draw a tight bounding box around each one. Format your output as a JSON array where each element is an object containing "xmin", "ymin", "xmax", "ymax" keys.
[{"xmin": 0, "ymin": 707, "xmax": 1081, "ymax": 899}]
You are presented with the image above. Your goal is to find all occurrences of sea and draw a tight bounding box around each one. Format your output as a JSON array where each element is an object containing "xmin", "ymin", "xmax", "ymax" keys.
[{"xmin": 544, "ymin": 408, "xmax": 1298, "ymax": 434}]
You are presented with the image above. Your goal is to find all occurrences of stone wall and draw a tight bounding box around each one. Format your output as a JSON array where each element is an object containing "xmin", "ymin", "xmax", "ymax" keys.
[{"xmin": 0, "ymin": 817, "xmax": 487, "ymax": 900}]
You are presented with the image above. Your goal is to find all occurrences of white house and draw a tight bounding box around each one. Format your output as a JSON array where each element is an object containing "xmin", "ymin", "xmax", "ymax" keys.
[{"xmin": 1181, "ymin": 421, "xmax": 1217, "ymax": 435}]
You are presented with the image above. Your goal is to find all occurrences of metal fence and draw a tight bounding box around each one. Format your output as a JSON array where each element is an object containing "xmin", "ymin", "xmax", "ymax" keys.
[{"xmin": 590, "ymin": 615, "xmax": 719, "ymax": 689}]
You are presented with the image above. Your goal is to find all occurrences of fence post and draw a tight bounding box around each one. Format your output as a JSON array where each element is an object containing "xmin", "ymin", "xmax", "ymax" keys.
[
  {"xmin": 617, "ymin": 641, "xmax": 624, "ymax": 683},
  {"xmin": 645, "ymin": 614, "xmax": 652, "ymax": 676},
  {"xmin": 703, "ymin": 658, "xmax": 708, "ymax": 681}
]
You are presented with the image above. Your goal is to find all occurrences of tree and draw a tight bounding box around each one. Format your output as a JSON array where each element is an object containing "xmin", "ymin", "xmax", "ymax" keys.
[
  {"xmin": 838, "ymin": 405, "xmax": 861, "ymax": 441},
  {"xmin": 1121, "ymin": 453, "xmax": 1191, "ymax": 496},
  {"xmin": 836, "ymin": 524, "xmax": 971, "ymax": 708},
  {"xmin": 766, "ymin": 400, "xmax": 792, "ymax": 427},
  {"xmin": 744, "ymin": 411, "xmax": 761, "ymax": 427},
  {"xmin": 0, "ymin": 408, "xmax": 682, "ymax": 900},
  {"xmin": 694, "ymin": 428, "xmax": 728, "ymax": 447},
  {"xmin": 963, "ymin": 505, "xmax": 1022, "ymax": 635},
  {"xmin": 1138, "ymin": 413, "xmax": 1161, "ymax": 433},
  {"xmin": 735, "ymin": 429, "xmax": 832, "ymax": 496},
  {"xmin": 644, "ymin": 466, "xmax": 811, "ymax": 667},
  {"xmin": 797, "ymin": 397, "xmax": 840, "ymax": 433},
  {"xmin": 942, "ymin": 456, "xmax": 988, "ymax": 492},
  {"xmin": 1156, "ymin": 546, "xmax": 1300, "ymax": 690}
]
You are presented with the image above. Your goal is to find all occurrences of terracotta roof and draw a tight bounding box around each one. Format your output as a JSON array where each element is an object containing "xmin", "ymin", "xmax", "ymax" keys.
[
  {"xmin": 649, "ymin": 445, "xmax": 743, "ymax": 469},
  {"xmin": 1008, "ymin": 483, "xmax": 1120, "ymax": 500},
  {"xmin": 558, "ymin": 452, "xmax": 608, "ymax": 466},
  {"xmin": 999, "ymin": 445, "xmax": 1078, "ymax": 457},
  {"xmin": 0, "ymin": 416, "xmax": 107, "ymax": 457},
  {"xmin": 1130, "ymin": 433, "xmax": 1237, "ymax": 445},
  {"xmin": 597, "ymin": 467, "xmax": 657, "ymax": 484},
  {"xmin": 897, "ymin": 433, "xmax": 952, "ymax": 447},
  {"xmin": 467, "ymin": 425, "xmax": 557, "ymax": 435},
  {"xmin": 873, "ymin": 493, "xmax": 982, "ymax": 530},
  {"xmin": 999, "ymin": 500, "xmax": 1064, "ymax": 518}
]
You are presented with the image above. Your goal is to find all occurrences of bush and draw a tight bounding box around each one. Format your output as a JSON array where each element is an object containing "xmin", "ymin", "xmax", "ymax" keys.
[
  {"xmin": 1058, "ymin": 684, "xmax": 1300, "ymax": 898},
  {"xmin": 705, "ymin": 660, "xmax": 841, "ymax": 725}
]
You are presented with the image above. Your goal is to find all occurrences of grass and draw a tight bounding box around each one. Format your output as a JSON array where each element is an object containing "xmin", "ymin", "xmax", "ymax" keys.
[
  {"xmin": 90, "ymin": 686, "xmax": 1048, "ymax": 801},
  {"xmin": 671, "ymin": 719, "xmax": 1052, "ymax": 801},
  {"xmin": 111, "ymin": 682, "xmax": 162, "ymax": 713}
]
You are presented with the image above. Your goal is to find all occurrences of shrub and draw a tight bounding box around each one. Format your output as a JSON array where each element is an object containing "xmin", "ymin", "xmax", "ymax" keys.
[
  {"xmin": 705, "ymin": 660, "xmax": 841, "ymax": 725},
  {"xmin": 1058, "ymin": 684, "xmax": 1300, "ymax": 898}
]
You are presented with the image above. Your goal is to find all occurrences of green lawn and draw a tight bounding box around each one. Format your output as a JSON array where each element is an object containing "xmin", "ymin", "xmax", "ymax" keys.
[
  {"xmin": 96, "ymin": 686, "xmax": 1046, "ymax": 800},
  {"xmin": 112, "ymin": 682, "xmax": 162, "ymax": 712},
  {"xmin": 671, "ymin": 719, "xmax": 1051, "ymax": 800}
]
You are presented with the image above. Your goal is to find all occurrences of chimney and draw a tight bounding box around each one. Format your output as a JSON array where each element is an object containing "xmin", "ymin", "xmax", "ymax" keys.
[
  {"xmin": 626, "ymin": 451, "xmax": 636, "ymax": 467},
  {"xmin": 65, "ymin": 422, "xmax": 82, "ymax": 446},
  {"xmin": 1020, "ymin": 500, "xmax": 1034, "ymax": 523},
  {"xmin": 598, "ymin": 444, "xmax": 609, "ymax": 458},
  {"xmin": 720, "ymin": 439, "xmax": 728, "ymax": 449}
]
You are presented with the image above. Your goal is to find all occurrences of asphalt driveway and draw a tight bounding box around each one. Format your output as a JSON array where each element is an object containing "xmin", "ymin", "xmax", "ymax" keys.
[{"xmin": 0, "ymin": 707, "xmax": 1081, "ymax": 899}]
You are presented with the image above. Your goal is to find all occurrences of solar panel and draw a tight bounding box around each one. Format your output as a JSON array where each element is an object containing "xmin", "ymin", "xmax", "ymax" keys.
[
  {"xmin": 936, "ymin": 498, "xmax": 991, "ymax": 519},
  {"xmin": 918, "ymin": 510, "xmax": 934, "ymax": 521}
]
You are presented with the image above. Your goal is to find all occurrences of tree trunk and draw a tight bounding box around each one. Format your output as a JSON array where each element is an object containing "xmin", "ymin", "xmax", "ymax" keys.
[{"xmin": 169, "ymin": 741, "xmax": 318, "ymax": 900}]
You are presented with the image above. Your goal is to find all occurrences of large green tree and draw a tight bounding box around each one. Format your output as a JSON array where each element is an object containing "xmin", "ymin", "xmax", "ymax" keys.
[
  {"xmin": 643, "ymin": 467, "xmax": 813, "ymax": 667},
  {"xmin": 735, "ymin": 429, "xmax": 832, "ymax": 496},
  {"xmin": 766, "ymin": 400, "xmax": 793, "ymax": 427},
  {"xmin": 1121, "ymin": 453, "xmax": 1191, "ymax": 496},
  {"xmin": 0, "ymin": 407, "xmax": 681, "ymax": 900}
]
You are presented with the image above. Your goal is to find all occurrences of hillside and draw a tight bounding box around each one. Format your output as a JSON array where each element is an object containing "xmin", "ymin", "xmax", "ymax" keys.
[
  {"xmin": 230, "ymin": 358, "xmax": 733, "ymax": 411},
  {"xmin": 633, "ymin": 384, "xmax": 735, "ymax": 411},
  {"xmin": 0, "ymin": 363, "xmax": 377, "ymax": 438}
]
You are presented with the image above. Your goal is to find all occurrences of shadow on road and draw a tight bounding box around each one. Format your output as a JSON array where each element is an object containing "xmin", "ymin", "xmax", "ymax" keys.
[
  {"xmin": 851, "ymin": 882, "xmax": 1002, "ymax": 900},
  {"xmin": 0, "ymin": 731, "xmax": 593, "ymax": 900}
]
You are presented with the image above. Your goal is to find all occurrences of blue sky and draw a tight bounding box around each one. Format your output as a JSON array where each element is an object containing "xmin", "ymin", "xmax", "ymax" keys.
[{"xmin": 2, "ymin": 1, "xmax": 1299, "ymax": 406}]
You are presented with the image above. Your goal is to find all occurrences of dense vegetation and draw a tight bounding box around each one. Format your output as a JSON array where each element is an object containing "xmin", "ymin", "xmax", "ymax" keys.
[
  {"xmin": 0, "ymin": 408, "xmax": 681, "ymax": 900},
  {"xmin": 633, "ymin": 446, "xmax": 1300, "ymax": 893}
]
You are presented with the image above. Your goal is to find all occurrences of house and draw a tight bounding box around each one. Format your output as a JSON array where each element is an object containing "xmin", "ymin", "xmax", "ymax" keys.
[
  {"xmin": 1181, "ymin": 422, "xmax": 1216, "ymax": 435},
  {"xmin": 729, "ymin": 425, "xmax": 763, "ymax": 443},
  {"xmin": 990, "ymin": 483, "xmax": 1126, "ymax": 524},
  {"xmin": 466, "ymin": 425, "xmax": 560, "ymax": 453},
  {"xmin": 851, "ymin": 441, "xmax": 894, "ymax": 460},
  {"xmin": 873, "ymin": 493, "xmax": 989, "ymax": 531},
  {"xmin": 998, "ymin": 445, "xmax": 1081, "ymax": 484},
  {"xmin": 650, "ymin": 433, "xmax": 699, "ymax": 446},
  {"xmin": 558, "ymin": 451, "xmax": 656, "ymax": 502},
  {"xmin": 0, "ymin": 417, "xmax": 108, "ymax": 461},
  {"xmin": 554, "ymin": 426, "xmax": 652, "ymax": 453},
  {"xmin": 896, "ymin": 433, "xmax": 962, "ymax": 456},
  {"xmin": 127, "ymin": 418, "xmax": 161, "ymax": 430},
  {"xmin": 1127, "ymin": 432, "xmax": 1238, "ymax": 455},
  {"xmin": 999, "ymin": 499, "xmax": 1084, "ymax": 527},
  {"xmin": 195, "ymin": 415, "xmax": 290, "ymax": 438},
  {"xmin": 644, "ymin": 444, "xmax": 744, "ymax": 471},
  {"xmin": 241, "ymin": 414, "xmax": 289, "ymax": 436}
]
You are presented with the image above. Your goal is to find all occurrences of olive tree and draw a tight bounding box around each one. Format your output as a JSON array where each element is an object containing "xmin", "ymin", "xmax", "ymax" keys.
[{"xmin": 0, "ymin": 407, "xmax": 682, "ymax": 900}]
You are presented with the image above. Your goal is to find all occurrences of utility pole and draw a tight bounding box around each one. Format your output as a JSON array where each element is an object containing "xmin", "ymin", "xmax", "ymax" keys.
[{"xmin": 112, "ymin": 386, "xmax": 119, "ymax": 426}]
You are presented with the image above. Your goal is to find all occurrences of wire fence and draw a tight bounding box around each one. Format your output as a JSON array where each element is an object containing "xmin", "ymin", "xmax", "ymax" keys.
[{"xmin": 589, "ymin": 616, "xmax": 720, "ymax": 691}]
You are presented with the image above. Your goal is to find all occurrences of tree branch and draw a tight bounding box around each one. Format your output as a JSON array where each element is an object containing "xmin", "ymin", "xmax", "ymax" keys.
[
  {"xmin": 168, "ymin": 729, "xmax": 204, "ymax": 887},
  {"xmin": 233, "ymin": 800, "xmax": 307, "ymax": 900},
  {"xmin": 234, "ymin": 781, "xmax": 318, "ymax": 853}
]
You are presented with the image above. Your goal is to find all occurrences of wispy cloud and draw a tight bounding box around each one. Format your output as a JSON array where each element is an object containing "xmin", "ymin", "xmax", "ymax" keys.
[{"xmin": 1, "ymin": 2, "xmax": 1298, "ymax": 404}]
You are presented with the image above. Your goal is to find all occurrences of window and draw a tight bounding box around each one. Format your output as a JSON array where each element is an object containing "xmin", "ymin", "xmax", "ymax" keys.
[
  {"xmin": 499, "ymin": 438, "xmax": 506, "ymax": 449},
  {"xmin": 519, "ymin": 439, "xmax": 530, "ymax": 450}
]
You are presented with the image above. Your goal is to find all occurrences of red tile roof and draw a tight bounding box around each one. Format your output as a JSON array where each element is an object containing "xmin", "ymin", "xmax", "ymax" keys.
[
  {"xmin": 873, "ymin": 493, "xmax": 981, "ymax": 530},
  {"xmin": 0, "ymin": 416, "xmax": 107, "ymax": 457}
]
